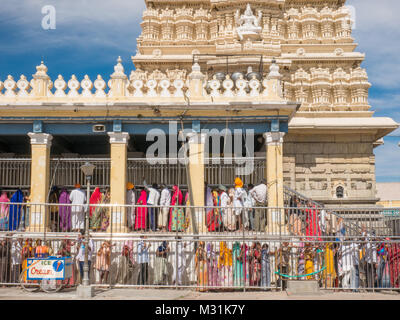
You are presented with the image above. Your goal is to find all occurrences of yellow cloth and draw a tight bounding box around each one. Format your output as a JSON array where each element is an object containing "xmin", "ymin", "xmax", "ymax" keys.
[
  {"xmin": 305, "ymin": 259, "xmax": 314, "ymax": 280},
  {"xmin": 218, "ymin": 242, "xmax": 233, "ymax": 268},
  {"xmin": 234, "ymin": 177, "xmax": 243, "ymax": 188},
  {"xmin": 324, "ymin": 243, "xmax": 336, "ymax": 279}
]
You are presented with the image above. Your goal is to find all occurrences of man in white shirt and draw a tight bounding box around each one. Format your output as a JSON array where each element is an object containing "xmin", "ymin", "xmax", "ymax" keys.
[
  {"xmin": 75, "ymin": 232, "xmax": 94, "ymax": 284},
  {"xmin": 218, "ymin": 185, "xmax": 229, "ymax": 216},
  {"xmin": 144, "ymin": 181, "xmax": 161, "ymax": 232},
  {"xmin": 137, "ymin": 236, "xmax": 151, "ymax": 286},
  {"xmin": 126, "ymin": 182, "xmax": 136, "ymax": 231},
  {"xmin": 69, "ymin": 184, "xmax": 86, "ymax": 232},
  {"xmin": 249, "ymin": 179, "xmax": 268, "ymax": 232},
  {"xmin": 244, "ymin": 184, "xmax": 255, "ymax": 231},
  {"xmin": 158, "ymin": 184, "xmax": 171, "ymax": 232}
]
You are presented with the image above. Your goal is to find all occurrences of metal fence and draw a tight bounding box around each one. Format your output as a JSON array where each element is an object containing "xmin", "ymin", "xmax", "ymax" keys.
[
  {"xmin": 0, "ymin": 157, "xmax": 266, "ymax": 191},
  {"xmin": 1, "ymin": 201, "xmax": 400, "ymax": 241},
  {"xmin": 0, "ymin": 158, "xmax": 31, "ymax": 189},
  {"xmin": 0, "ymin": 235, "xmax": 399, "ymax": 291}
]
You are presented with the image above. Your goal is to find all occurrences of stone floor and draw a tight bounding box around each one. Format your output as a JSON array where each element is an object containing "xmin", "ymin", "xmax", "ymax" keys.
[{"xmin": 0, "ymin": 287, "xmax": 399, "ymax": 300}]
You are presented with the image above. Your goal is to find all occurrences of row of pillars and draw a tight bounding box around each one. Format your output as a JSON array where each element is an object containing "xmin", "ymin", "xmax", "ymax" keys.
[{"xmin": 26, "ymin": 130, "xmax": 285, "ymax": 233}]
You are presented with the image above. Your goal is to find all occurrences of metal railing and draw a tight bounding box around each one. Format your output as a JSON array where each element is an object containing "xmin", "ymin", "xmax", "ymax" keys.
[
  {"xmin": 0, "ymin": 158, "xmax": 31, "ymax": 189},
  {"xmin": 1, "ymin": 202, "xmax": 400, "ymax": 240},
  {"xmin": 0, "ymin": 157, "xmax": 266, "ymax": 190},
  {"xmin": 0, "ymin": 235, "xmax": 399, "ymax": 292}
]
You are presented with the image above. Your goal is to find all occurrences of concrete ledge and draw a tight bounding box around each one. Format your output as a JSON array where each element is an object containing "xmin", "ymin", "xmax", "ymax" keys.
[
  {"xmin": 76, "ymin": 285, "xmax": 95, "ymax": 299},
  {"xmin": 286, "ymin": 280, "xmax": 320, "ymax": 296}
]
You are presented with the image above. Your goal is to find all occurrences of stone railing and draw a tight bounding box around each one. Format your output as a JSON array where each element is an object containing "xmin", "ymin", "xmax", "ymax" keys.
[{"xmin": 0, "ymin": 57, "xmax": 285, "ymax": 104}]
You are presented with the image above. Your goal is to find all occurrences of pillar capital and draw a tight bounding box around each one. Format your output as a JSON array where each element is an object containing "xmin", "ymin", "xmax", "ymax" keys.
[
  {"xmin": 187, "ymin": 132, "xmax": 207, "ymax": 145},
  {"xmin": 108, "ymin": 132, "xmax": 130, "ymax": 144},
  {"xmin": 263, "ymin": 132, "xmax": 285, "ymax": 146},
  {"xmin": 28, "ymin": 132, "xmax": 53, "ymax": 146}
]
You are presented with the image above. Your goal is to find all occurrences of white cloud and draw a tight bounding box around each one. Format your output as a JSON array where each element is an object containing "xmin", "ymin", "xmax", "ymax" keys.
[{"xmin": 375, "ymin": 137, "xmax": 400, "ymax": 182}]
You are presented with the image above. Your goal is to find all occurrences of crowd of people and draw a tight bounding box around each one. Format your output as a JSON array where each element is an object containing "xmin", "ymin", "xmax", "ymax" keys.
[
  {"xmin": 0, "ymin": 233, "xmax": 399, "ymax": 291},
  {"xmin": 0, "ymin": 177, "xmax": 271, "ymax": 233}
]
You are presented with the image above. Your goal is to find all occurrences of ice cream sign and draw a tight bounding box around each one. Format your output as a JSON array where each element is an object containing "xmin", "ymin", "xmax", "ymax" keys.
[{"xmin": 27, "ymin": 257, "xmax": 72, "ymax": 280}]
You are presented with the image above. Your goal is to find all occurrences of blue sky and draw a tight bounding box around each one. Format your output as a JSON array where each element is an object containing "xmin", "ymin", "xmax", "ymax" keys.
[{"xmin": 0, "ymin": 0, "xmax": 399, "ymax": 182}]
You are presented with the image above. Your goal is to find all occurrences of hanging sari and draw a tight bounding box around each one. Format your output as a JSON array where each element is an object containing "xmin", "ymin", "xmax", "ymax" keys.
[
  {"xmin": 261, "ymin": 246, "xmax": 271, "ymax": 288},
  {"xmin": 306, "ymin": 204, "xmax": 322, "ymax": 241},
  {"xmin": 232, "ymin": 242, "xmax": 242, "ymax": 287},
  {"xmin": 206, "ymin": 243, "xmax": 219, "ymax": 287},
  {"xmin": 169, "ymin": 186, "xmax": 184, "ymax": 232},
  {"xmin": 305, "ymin": 248, "xmax": 315, "ymax": 280},
  {"xmin": 0, "ymin": 192, "xmax": 9, "ymax": 231},
  {"xmin": 59, "ymin": 189, "xmax": 71, "ymax": 232},
  {"xmin": 218, "ymin": 242, "xmax": 233, "ymax": 288},
  {"xmin": 388, "ymin": 243, "xmax": 400, "ymax": 288},
  {"xmin": 135, "ymin": 190, "xmax": 148, "ymax": 230},
  {"xmin": 8, "ymin": 189, "xmax": 24, "ymax": 231},
  {"xmin": 195, "ymin": 242, "xmax": 208, "ymax": 292}
]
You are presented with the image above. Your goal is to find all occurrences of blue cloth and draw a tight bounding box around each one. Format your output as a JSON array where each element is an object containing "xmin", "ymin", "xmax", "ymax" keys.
[{"xmin": 8, "ymin": 189, "xmax": 24, "ymax": 231}]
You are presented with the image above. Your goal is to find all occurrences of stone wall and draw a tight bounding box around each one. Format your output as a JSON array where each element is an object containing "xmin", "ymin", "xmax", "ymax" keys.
[{"xmin": 283, "ymin": 133, "xmax": 377, "ymax": 205}]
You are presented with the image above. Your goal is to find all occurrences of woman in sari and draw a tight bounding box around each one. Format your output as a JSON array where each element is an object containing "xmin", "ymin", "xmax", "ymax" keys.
[
  {"xmin": 305, "ymin": 201, "xmax": 322, "ymax": 241},
  {"xmin": 205, "ymin": 187, "xmax": 214, "ymax": 232},
  {"xmin": 169, "ymin": 186, "xmax": 184, "ymax": 232},
  {"xmin": 8, "ymin": 189, "xmax": 24, "ymax": 231},
  {"xmin": 154, "ymin": 241, "xmax": 169, "ymax": 286},
  {"xmin": 115, "ymin": 245, "xmax": 134, "ymax": 285},
  {"xmin": 218, "ymin": 241, "xmax": 233, "ymax": 288},
  {"xmin": 91, "ymin": 190, "xmax": 110, "ymax": 232},
  {"xmin": 261, "ymin": 243, "xmax": 271, "ymax": 289},
  {"xmin": 304, "ymin": 244, "xmax": 315, "ymax": 280},
  {"xmin": 0, "ymin": 192, "xmax": 9, "ymax": 231},
  {"xmin": 57, "ymin": 240, "xmax": 75, "ymax": 287},
  {"xmin": 135, "ymin": 190, "xmax": 148, "ymax": 231},
  {"xmin": 89, "ymin": 188, "xmax": 102, "ymax": 230},
  {"xmin": 232, "ymin": 241, "xmax": 242, "ymax": 287},
  {"xmin": 249, "ymin": 242, "xmax": 261, "ymax": 287},
  {"xmin": 222, "ymin": 188, "xmax": 237, "ymax": 232},
  {"xmin": 195, "ymin": 241, "xmax": 208, "ymax": 292},
  {"xmin": 95, "ymin": 241, "xmax": 112, "ymax": 284},
  {"xmin": 59, "ymin": 189, "xmax": 71, "ymax": 232},
  {"xmin": 323, "ymin": 242, "xmax": 337, "ymax": 288},
  {"xmin": 206, "ymin": 243, "xmax": 219, "ymax": 288}
]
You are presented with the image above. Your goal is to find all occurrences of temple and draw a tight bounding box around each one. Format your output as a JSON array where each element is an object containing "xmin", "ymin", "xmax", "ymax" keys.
[{"xmin": 0, "ymin": 0, "xmax": 398, "ymax": 233}]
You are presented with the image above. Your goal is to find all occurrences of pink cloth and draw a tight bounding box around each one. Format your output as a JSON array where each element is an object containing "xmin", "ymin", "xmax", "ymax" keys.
[
  {"xmin": 168, "ymin": 186, "xmax": 183, "ymax": 232},
  {"xmin": 305, "ymin": 204, "xmax": 322, "ymax": 241},
  {"xmin": 0, "ymin": 192, "xmax": 10, "ymax": 219},
  {"xmin": 135, "ymin": 190, "xmax": 147, "ymax": 230}
]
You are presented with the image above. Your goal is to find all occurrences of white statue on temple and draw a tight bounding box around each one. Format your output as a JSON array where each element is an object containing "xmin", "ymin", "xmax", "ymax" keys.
[{"xmin": 235, "ymin": 4, "xmax": 263, "ymax": 41}]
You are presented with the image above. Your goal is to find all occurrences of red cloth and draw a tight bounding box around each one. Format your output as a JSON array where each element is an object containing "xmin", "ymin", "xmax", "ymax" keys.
[
  {"xmin": 89, "ymin": 187, "xmax": 102, "ymax": 217},
  {"xmin": 388, "ymin": 243, "xmax": 400, "ymax": 288},
  {"xmin": 305, "ymin": 204, "xmax": 322, "ymax": 241},
  {"xmin": 135, "ymin": 190, "xmax": 147, "ymax": 230},
  {"xmin": 207, "ymin": 192, "xmax": 221, "ymax": 232},
  {"xmin": 168, "ymin": 186, "xmax": 183, "ymax": 231}
]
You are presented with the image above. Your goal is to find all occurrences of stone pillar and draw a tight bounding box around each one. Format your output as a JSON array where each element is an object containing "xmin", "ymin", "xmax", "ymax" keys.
[
  {"xmin": 27, "ymin": 133, "xmax": 53, "ymax": 232},
  {"xmin": 108, "ymin": 132, "xmax": 130, "ymax": 233},
  {"xmin": 187, "ymin": 132, "xmax": 207, "ymax": 234},
  {"xmin": 264, "ymin": 132, "xmax": 286, "ymax": 234},
  {"xmin": 188, "ymin": 58, "xmax": 206, "ymax": 101}
]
